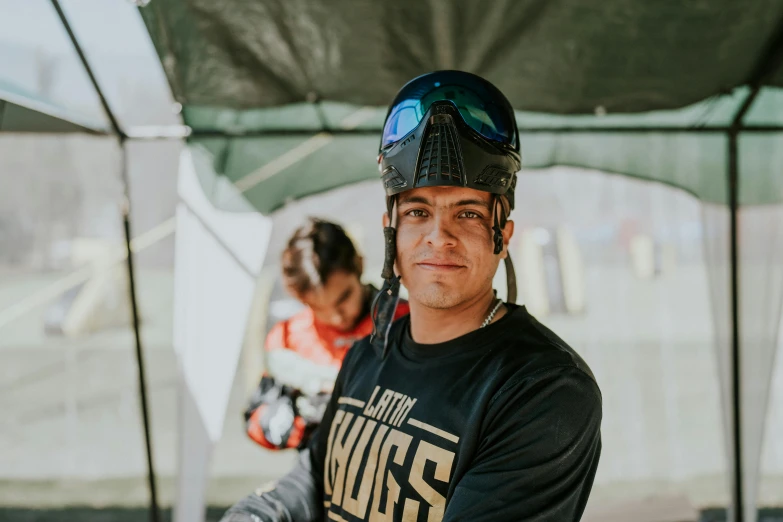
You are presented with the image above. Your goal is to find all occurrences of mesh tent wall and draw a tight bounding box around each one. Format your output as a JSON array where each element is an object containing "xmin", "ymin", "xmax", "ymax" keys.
[{"xmin": 0, "ymin": 1, "xmax": 171, "ymax": 521}]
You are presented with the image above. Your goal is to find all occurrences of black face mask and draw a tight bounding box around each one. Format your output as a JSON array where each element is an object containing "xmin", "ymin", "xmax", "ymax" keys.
[{"xmin": 379, "ymin": 101, "xmax": 520, "ymax": 209}]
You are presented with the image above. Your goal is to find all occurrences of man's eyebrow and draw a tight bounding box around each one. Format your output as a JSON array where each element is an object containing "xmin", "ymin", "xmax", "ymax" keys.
[
  {"xmin": 453, "ymin": 198, "xmax": 491, "ymax": 210},
  {"xmin": 397, "ymin": 196, "xmax": 491, "ymax": 210},
  {"xmin": 397, "ymin": 195, "xmax": 432, "ymax": 206}
]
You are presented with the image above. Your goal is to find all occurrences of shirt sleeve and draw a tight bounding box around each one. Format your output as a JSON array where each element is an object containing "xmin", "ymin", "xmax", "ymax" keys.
[
  {"xmin": 219, "ymin": 340, "xmax": 358, "ymax": 522},
  {"xmin": 442, "ymin": 366, "xmax": 602, "ymax": 522}
]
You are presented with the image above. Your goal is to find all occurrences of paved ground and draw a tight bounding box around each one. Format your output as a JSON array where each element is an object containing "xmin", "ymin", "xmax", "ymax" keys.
[
  {"xmin": 1, "ymin": 506, "xmax": 783, "ymax": 522},
  {"xmin": 0, "ymin": 506, "xmax": 230, "ymax": 521}
]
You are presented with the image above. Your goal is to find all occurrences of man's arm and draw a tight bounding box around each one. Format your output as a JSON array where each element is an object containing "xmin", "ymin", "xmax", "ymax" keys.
[
  {"xmin": 220, "ymin": 449, "xmax": 322, "ymax": 522},
  {"xmin": 220, "ymin": 356, "xmax": 348, "ymax": 522},
  {"xmin": 443, "ymin": 366, "xmax": 602, "ymax": 522}
]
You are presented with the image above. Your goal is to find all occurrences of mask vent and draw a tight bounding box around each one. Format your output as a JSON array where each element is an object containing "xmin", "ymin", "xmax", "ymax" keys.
[{"xmin": 415, "ymin": 114, "xmax": 465, "ymax": 186}]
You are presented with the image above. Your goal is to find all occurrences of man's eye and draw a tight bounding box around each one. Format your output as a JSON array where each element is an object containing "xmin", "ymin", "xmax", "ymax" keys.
[
  {"xmin": 460, "ymin": 211, "xmax": 481, "ymax": 219},
  {"xmin": 407, "ymin": 209, "xmax": 428, "ymax": 217}
]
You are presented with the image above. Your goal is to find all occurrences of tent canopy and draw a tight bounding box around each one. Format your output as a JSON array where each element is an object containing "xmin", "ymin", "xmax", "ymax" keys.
[
  {"xmin": 141, "ymin": 0, "xmax": 783, "ymax": 113},
  {"xmin": 139, "ymin": 0, "xmax": 783, "ymax": 211},
  {"xmin": 184, "ymin": 90, "xmax": 783, "ymax": 213}
]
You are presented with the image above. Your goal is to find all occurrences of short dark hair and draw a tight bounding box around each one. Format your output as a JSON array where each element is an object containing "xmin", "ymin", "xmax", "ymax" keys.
[{"xmin": 281, "ymin": 218, "xmax": 361, "ymax": 295}]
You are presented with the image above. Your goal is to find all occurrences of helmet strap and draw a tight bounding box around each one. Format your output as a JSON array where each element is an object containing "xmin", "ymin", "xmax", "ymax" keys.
[
  {"xmin": 370, "ymin": 275, "xmax": 401, "ymax": 357},
  {"xmin": 373, "ymin": 195, "xmax": 401, "ymax": 357},
  {"xmin": 504, "ymin": 255, "xmax": 517, "ymax": 304},
  {"xmin": 381, "ymin": 196, "xmax": 397, "ymax": 280},
  {"xmin": 492, "ymin": 196, "xmax": 504, "ymax": 255},
  {"xmin": 492, "ymin": 195, "xmax": 517, "ymax": 303}
]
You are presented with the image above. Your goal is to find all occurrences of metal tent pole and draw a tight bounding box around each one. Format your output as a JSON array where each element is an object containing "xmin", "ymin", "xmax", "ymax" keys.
[
  {"xmin": 723, "ymin": 15, "xmax": 783, "ymax": 520},
  {"xmin": 726, "ymin": 123, "xmax": 744, "ymax": 522},
  {"xmin": 50, "ymin": 2, "xmax": 160, "ymax": 521},
  {"xmin": 184, "ymin": 124, "xmax": 783, "ymax": 138}
]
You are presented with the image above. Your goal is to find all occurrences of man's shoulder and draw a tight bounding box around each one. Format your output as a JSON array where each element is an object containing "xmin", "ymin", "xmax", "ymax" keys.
[
  {"xmin": 488, "ymin": 305, "xmax": 599, "ymax": 391},
  {"xmin": 472, "ymin": 306, "xmax": 600, "ymax": 401},
  {"xmin": 340, "ymin": 305, "xmax": 599, "ymax": 398},
  {"xmin": 476, "ymin": 308, "xmax": 602, "ymax": 435}
]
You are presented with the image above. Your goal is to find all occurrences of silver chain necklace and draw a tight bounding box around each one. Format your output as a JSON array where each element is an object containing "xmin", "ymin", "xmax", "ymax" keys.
[{"xmin": 480, "ymin": 299, "xmax": 503, "ymax": 328}]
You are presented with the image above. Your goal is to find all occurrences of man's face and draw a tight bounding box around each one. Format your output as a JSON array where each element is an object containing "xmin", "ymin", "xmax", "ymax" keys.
[
  {"xmin": 387, "ymin": 186, "xmax": 514, "ymax": 309},
  {"xmin": 298, "ymin": 270, "xmax": 365, "ymax": 331}
]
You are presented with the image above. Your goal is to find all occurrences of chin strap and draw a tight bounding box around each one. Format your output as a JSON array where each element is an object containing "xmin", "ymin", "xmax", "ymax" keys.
[
  {"xmin": 504, "ymin": 255, "xmax": 517, "ymax": 304},
  {"xmin": 370, "ymin": 275, "xmax": 401, "ymax": 358},
  {"xmin": 492, "ymin": 197, "xmax": 504, "ymax": 255},
  {"xmin": 493, "ymin": 196, "xmax": 517, "ymax": 304},
  {"xmin": 371, "ymin": 196, "xmax": 401, "ymax": 358}
]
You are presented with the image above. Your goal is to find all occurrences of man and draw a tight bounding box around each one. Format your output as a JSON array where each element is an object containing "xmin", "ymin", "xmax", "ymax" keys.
[
  {"xmin": 224, "ymin": 70, "xmax": 601, "ymax": 521},
  {"xmin": 245, "ymin": 218, "xmax": 409, "ymax": 450}
]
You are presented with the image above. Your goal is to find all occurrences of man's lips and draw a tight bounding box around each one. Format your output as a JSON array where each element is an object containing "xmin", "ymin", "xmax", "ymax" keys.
[{"xmin": 416, "ymin": 260, "xmax": 466, "ymax": 271}]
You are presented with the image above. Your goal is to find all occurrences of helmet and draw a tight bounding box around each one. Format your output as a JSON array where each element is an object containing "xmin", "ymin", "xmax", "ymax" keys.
[
  {"xmin": 371, "ymin": 70, "xmax": 521, "ymax": 353},
  {"xmin": 379, "ymin": 70, "xmax": 520, "ymax": 206}
]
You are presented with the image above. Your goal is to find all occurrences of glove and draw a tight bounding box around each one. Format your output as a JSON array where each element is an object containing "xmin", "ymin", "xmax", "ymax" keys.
[{"xmin": 245, "ymin": 377, "xmax": 330, "ymax": 450}]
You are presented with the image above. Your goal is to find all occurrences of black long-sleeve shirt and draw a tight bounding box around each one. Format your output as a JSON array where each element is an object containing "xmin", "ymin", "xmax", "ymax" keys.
[{"xmin": 222, "ymin": 304, "xmax": 602, "ymax": 522}]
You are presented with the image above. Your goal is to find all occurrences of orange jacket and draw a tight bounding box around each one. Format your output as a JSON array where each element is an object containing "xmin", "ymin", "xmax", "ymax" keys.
[
  {"xmin": 246, "ymin": 292, "xmax": 409, "ymax": 450},
  {"xmin": 264, "ymin": 300, "xmax": 411, "ymax": 368}
]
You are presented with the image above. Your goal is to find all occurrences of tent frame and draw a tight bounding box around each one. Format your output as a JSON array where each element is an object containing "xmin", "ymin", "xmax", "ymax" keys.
[
  {"xmin": 49, "ymin": 2, "xmax": 161, "ymax": 522},
  {"xmin": 188, "ymin": 124, "xmax": 783, "ymax": 137},
  {"xmin": 1, "ymin": 2, "xmax": 780, "ymax": 521}
]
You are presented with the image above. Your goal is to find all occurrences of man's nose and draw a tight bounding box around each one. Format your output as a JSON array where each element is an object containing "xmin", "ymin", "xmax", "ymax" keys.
[{"xmin": 426, "ymin": 215, "xmax": 457, "ymax": 248}]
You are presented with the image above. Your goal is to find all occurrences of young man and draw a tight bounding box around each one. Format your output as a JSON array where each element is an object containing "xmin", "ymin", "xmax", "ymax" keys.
[
  {"xmin": 245, "ymin": 218, "xmax": 409, "ymax": 450},
  {"xmin": 224, "ymin": 71, "xmax": 601, "ymax": 521}
]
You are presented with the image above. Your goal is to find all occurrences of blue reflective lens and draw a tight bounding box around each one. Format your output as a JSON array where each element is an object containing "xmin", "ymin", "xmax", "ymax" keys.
[{"xmin": 381, "ymin": 71, "xmax": 517, "ymax": 149}]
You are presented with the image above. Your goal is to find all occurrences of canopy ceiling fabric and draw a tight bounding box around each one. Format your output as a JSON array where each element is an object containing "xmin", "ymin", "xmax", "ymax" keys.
[
  {"xmin": 186, "ymin": 92, "xmax": 783, "ymax": 213},
  {"xmin": 141, "ymin": 0, "xmax": 783, "ymax": 113},
  {"xmin": 139, "ymin": 1, "xmax": 783, "ymax": 211}
]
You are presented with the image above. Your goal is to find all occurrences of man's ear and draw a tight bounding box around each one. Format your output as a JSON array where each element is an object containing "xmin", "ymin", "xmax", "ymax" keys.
[
  {"xmin": 357, "ymin": 255, "xmax": 364, "ymax": 276},
  {"xmin": 500, "ymin": 220, "xmax": 515, "ymax": 259}
]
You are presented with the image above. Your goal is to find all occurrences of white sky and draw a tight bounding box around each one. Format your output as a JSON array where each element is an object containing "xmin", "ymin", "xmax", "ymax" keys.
[
  {"xmin": 0, "ymin": 0, "xmax": 176, "ymax": 126},
  {"xmin": 0, "ymin": 0, "xmax": 155, "ymax": 56}
]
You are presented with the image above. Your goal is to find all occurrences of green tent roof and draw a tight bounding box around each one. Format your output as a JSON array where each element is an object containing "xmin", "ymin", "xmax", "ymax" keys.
[
  {"xmin": 139, "ymin": 0, "xmax": 783, "ymax": 211},
  {"xmin": 183, "ymin": 91, "xmax": 783, "ymax": 212},
  {"xmin": 140, "ymin": 0, "xmax": 783, "ymax": 113}
]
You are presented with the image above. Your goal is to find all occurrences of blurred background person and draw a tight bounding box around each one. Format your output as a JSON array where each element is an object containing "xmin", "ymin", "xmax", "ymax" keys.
[{"xmin": 243, "ymin": 218, "xmax": 409, "ymax": 450}]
